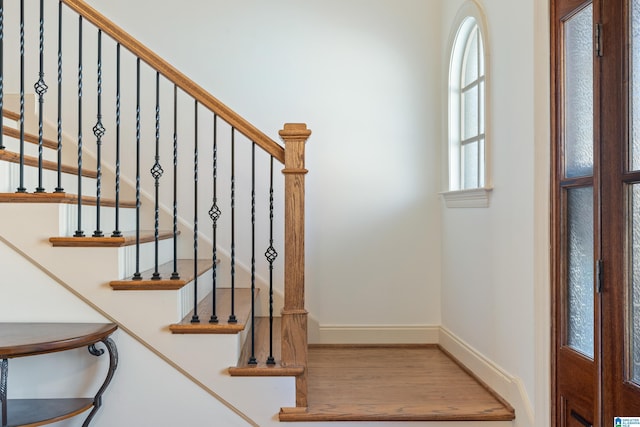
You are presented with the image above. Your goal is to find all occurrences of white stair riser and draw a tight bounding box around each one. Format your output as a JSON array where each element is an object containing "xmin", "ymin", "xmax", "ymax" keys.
[
  {"xmin": 0, "ymin": 161, "xmax": 97, "ymax": 194},
  {"xmin": 118, "ymin": 237, "xmax": 175, "ymax": 279},
  {"xmin": 58, "ymin": 204, "xmax": 136, "ymax": 237},
  {"xmin": 179, "ymin": 271, "xmax": 214, "ymax": 320}
]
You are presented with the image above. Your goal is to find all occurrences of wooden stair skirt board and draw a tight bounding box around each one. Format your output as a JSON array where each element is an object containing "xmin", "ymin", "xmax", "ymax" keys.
[
  {"xmin": 110, "ymin": 259, "xmax": 213, "ymax": 290},
  {"xmin": 169, "ymin": 288, "xmax": 257, "ymax": 334},
  {"xmin": 0, "ymin": 192, "xmax": 136, "ymax": 208},
  {"xmin": 278, "ymin": 345, "xmax": 515, "ymax": 423},
  {"xmin": 229, "ymin": 317, "xmax": 304, "ymax": 377},
  {"xmin": 0, "ymin": 150, "xmax": 98, "ymax": 178},
  {"xmin": 49, "ymin": 230, "xmax": 174, "ymax": 247}
]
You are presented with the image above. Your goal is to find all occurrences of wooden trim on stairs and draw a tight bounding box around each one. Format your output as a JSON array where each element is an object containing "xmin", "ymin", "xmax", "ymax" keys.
[
  {"xmin": 49, "ymin": 230, "xmax": 174, "ymax": 247},
  {"xmin": 0, "ymin": 192, "xmax": 135, "ymax": 208},
  {"xmin": 110, "ymin": 259, "xmax": 213, "ymax": 290},
  {"xmin": 169, "ymin": 289, "xmax": 256, "ymax": 334},
  {"xmin": 3, "ymin": 126, "xmax": 58, "ymax": 150},
  {"xmin": 0, "ymin": 150, "xmax": 98, "ymax": 178},
  {"xmin": 60, "ymin": 0, "xmax": 285, "ymax": 164},
  {"xmin": 3, "ymin": 110, "xmax": 20, "ymax": 121}
]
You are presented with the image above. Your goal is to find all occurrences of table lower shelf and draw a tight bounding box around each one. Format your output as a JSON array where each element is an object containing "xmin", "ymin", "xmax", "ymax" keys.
[{"xmin": 2, "ymin": 398, "xmax": 94, "ymax": 427}]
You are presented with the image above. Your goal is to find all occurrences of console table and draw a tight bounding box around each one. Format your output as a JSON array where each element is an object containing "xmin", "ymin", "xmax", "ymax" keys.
[{"xmin": 0, "ymin": 323, "xmax": 118, "ymax": 427}]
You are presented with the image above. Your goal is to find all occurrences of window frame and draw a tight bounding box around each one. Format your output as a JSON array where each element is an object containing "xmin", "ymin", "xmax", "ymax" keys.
[{"xmin": 441, "ymin": 1, "xmax": 492, "ymax": 208}]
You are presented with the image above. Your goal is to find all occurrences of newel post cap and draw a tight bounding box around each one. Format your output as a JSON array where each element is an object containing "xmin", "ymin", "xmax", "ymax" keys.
[{"xmin": 279, "ymin": 123, "xmax": 312, "ymax": 141}]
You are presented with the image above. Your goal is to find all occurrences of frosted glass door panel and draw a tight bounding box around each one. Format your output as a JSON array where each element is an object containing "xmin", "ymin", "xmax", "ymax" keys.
[
  {"xmin": 566, "ymin": 186, "xmax": 595, "ymax": 358},
  {"xmin": 632, "ymin": 0, "xmax": 640, "ymax": 170},
  {"xmin": 630, "ymin": 184, "xmax": 640, "ymax": 383},
  {"xmin": 564, "ymin": 5, "xmax": 594, "ymax": 178}
]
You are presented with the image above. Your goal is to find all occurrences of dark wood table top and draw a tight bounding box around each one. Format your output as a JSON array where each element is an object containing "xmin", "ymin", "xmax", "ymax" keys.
[{"xmin": 0, "ymin": 323, "xmax": 117, "ymax": 358}]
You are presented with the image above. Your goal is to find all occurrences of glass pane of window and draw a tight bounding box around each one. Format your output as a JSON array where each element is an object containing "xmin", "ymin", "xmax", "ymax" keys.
[
  {"xmin": 462, "ymin": 141, "xmax": 478, "ymax": 189},
  {"xmin": 629, "ymin": 184, "xmax": 640, "ymax": 383},
  {"xmin": 463, "ymin": 27, "xmax": 479, "ymax": 86},
  {"xmin": 631, "ymin": 0, "xmax": 640, "ymax": 170},
  {"xmin": 566, "ymin": 186, "xmax": 594, "ymax": 358},
  {"xmin": 463, "ymin": 85, "xmax": 479, "ymax": 140},
  {"xmin": 479, "ymin": 81, "xmax": 485, "ymax": 134},
  {"xmin": 479, "ymin": 138, "xmax": 485, "ymax": 187},
  {"xmin": 479, "ymin": 33, "xmax": 485, "ymax": 76},
  {"xmin": 564, "ymin": 5, "xmax": 594, "ymax": 178}
]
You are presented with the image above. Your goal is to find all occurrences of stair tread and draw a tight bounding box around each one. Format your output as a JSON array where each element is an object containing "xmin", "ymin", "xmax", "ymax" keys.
[
  {"xmin": 3, "ymin": 110, "xmax": 19, "ymax": 121},
  {"xmin": 3, "ymin": 126, "xmax": 58, "ymax": 150},
  {"xmin": 110, "ymin": 259, "xmax": 214, "ymax": 290},
  {"xmin": 229, "ymin": 317, "xmax": 303, "ymax": 376},
  {"xmin": 0, "ymin": 192, "xmax": 135, "ymax": 208},
  {"xmin": 0, "ymin": 149, "xmax": 98, "ymax": 178},
  {"xmin": 49, "ymin": 230, "xmax": 175, "ymax": 247},
  {"xmin": 169, "ymin": 288, "xmax": 257, "ymax": 334}
]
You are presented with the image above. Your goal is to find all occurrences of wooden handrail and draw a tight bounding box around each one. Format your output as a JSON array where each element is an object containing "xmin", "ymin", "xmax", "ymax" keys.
[{"xmin": 60, "ymin": 0, "xmax": 285, "ymax": 164}]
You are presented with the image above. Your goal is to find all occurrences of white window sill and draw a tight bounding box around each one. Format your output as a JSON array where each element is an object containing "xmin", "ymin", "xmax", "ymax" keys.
[{"xmin": 439, "ymin": 187, "xmax": 493, "ymax": 208}]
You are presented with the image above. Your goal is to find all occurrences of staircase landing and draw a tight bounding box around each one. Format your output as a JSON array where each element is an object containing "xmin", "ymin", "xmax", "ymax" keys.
[{"xmin": 279, "ymin": 345, "xmax": 515, "ymax": 422}]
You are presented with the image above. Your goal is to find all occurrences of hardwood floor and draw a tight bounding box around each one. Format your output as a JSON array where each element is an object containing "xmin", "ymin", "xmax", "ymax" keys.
[{"xmin": 279, "ymin": 345, "xmax": 515, "ymax": 422}]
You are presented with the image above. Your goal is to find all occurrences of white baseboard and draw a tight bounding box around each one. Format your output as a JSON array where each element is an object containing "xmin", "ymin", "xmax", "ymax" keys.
[
  {"xmin": 314, "ymin": 324, "xmax": 440, "ymax": 344},
  {"xmin": 438, "ymin": 326, "xmax": 534, "ymax": 427}
]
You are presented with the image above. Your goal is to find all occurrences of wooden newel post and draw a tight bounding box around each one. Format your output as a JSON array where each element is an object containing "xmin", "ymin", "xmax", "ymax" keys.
[{"xmin": 280, "ymin": 123, "xmax": 311, "ymax": 408}]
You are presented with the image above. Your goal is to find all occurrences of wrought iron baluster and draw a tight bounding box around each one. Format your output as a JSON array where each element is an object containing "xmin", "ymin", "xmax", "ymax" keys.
[
  {"xmin": 191, "ymin": 101, "xmax": 199, "ymax": 323},
  {"xmin": 34, "ymin": 0, "xmax": 48, "ymax": 193},
  {"xmin": 17, "ymin": 0, "xmax": 25, "ymax": 193},
  {"xmin": 265, "ymin": 156, "xmax": 277, "ymax": 365},
  {"xmin": 248, "ymin": 142, "xmax": 257, "ymax": 365},
  {"xmin": 74, "ymin": 15, "xmax": 84, "ymax": 236},
  {"xmin": 228, "ymin": 128, "xmax": 237, "ymax": 324},
  {"xmin": 209, "ymin": 113, "xmax": 220, "ymax": 323},
  {"xmin": 93, "ymin": 30, "xmax": 105, "ymax": 237},
  {"xmin": 0, "ymin": 0, "xmax": 4, "ymax": 151},
  {"xmin": 151, "ymin": 72, "xmax": 163, "ymax": 280},
  {"xmin": 132, "ymin": 58, "xmax": 141, "ymax": 280},
  {"xmin": 171, "ymin": 85, "xmax": 179, "ymax": 279},
  {"xmin": 54, "ymin": 1, "xmax": 63, "ymax": 193},
  {"xmin": 112, "ymin": 44, "xmax": 122, "ymax": 237}
]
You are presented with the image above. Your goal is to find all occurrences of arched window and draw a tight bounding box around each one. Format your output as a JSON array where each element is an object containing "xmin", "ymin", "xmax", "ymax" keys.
[{"xmin": 443, "ymin": 2, "xmax": 491, "ymax": 207}]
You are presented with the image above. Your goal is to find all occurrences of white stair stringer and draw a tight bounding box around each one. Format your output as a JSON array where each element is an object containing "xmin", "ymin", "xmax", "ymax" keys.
[{"xmin": 0, "ymin": 202, "xmax": 296, "ymax": 426}]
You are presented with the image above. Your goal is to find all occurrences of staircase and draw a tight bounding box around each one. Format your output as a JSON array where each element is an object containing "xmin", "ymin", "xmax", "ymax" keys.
[{"xmin": 0, "ymin": 0, "xmax": 311, "ymax": 424}]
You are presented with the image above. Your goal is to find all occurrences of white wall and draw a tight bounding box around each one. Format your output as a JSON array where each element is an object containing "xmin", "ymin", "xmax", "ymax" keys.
[
  {"xmin": 84, "ymin": 0, "xmax": 444, "ymax": 338},
  {"xmin": 439, "ymin": 1, "xmax": 549, "ymax": 426}
]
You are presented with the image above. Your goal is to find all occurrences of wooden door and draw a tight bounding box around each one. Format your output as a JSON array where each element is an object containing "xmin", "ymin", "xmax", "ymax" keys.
[{"xmin": 552, "ymin": 0, "xmax": 640, "ymax": 425}]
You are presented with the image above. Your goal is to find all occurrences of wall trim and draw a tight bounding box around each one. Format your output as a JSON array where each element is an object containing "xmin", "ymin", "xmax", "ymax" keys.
[
  {"xmin": 439, "ymin": 326, "xmax": 534, "ymax": 427},
  {"xmin": 316, "ymin": 324, "xmax": 440, "ymax": 344}
]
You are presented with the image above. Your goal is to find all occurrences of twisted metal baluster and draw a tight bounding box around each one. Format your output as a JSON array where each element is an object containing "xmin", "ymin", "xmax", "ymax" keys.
[
  {"xmin": 151, "ymin": 72, "xmax": 163, "ymax": 280},
  {"xmin": 54, "ymin": 1, "xmax": 63, "ymax": 192},
  {"xmin": 34, "ymin": 0, "xmax": 48, "ymax": 193},
  {"xmin": 248, "ymin": 142, "xmax": 257, "ymax": 365},
  {"xmin": 74, "ymin": 16, "xmax": 84, "ymax": 236},
  {"xmin": 132, "ymin": 58, "xmax": 141, "ymax": 280},
  {"xmin": 1, "ymin": 359, "xmax": 7, "ymax": 425},
  {"xmin": 265, "ymin": 156, "xmax": 277, "ymax": 365},
  {"xmin": 17, "ymin": 0, "xmax": 25, "ymax": 193},
  {"xmin": 171, "ymin": 85, "xmax": 179, "ymax": 279},
  {"xmin": 209, "ymin": 113, "xmax": 220, "ymax": 323},
  {"xmin": 112, "ymin": 44, "xmax": 122, "ymax": 236},
  {"xmin": 191, "ymin": 101, "xmax": 200, "ymax": 323},
  {"xmin": 93, "ymin": 30, "xmax": 105, "ymax": 237},
  {"xmin": 228, "ymin": 128, "xmax": 237, "ymax": 324}
]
